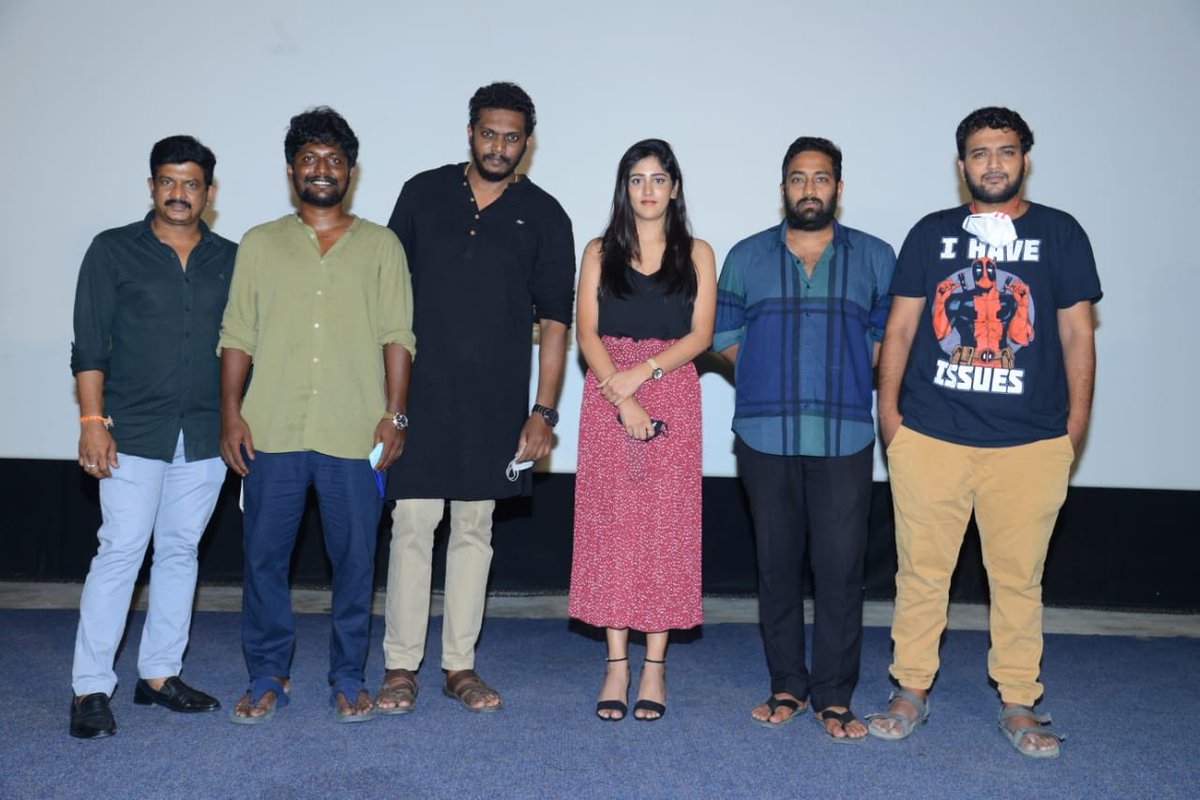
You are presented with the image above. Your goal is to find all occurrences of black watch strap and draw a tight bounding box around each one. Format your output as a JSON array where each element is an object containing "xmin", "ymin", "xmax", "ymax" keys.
[{"xmin": 532, "ymin": 403, "xmax": 559, "ymax": 428}]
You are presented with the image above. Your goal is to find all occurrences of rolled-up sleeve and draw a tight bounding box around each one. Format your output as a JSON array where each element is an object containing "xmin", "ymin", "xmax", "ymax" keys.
[
  {"xmin": 868, "ymin": 243, "xmax": 897, "ymax": 341},
  {"xmin": 217, "ymin": 234, "xmax": 258, "ymax": 357},
  {"xmin": 712, "ymin": 249, "xmax": 746, "ymax": 352},
  {"xmin": 378, "ymin": 233, "xmax": 416, "ymax": 358},
  {"xmin": 71, "ymin": 237, "xmax": 116, "ymax": 375},
  {"xmin": 530, "ymin": 207, "xmax": 575, "ymax": 326}
]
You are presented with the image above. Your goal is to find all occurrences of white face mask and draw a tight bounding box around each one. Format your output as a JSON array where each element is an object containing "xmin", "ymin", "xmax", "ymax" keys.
[{"xmin": 962, "ymin": 211, "xmax": 1018, "ymax": 248}]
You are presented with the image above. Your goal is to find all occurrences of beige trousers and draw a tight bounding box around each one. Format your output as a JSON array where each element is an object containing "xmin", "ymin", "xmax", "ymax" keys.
[
  {"xmin": 886, "ymin": 425, "xmax": 1075, "ymax": 705},
  {"xmin": 382, "ymin": 498, "xmax": 495, "ymax": 672}
]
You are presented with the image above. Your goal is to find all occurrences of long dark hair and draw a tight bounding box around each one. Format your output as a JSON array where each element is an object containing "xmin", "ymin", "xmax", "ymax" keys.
[{"xmin": 598, "ymin": 139, "xmax": 697, "ymax": 300}]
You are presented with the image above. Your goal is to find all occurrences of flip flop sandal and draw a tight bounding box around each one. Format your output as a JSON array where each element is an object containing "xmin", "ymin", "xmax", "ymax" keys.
[
  {"xmin": 374, "ymin": 669, "xmax": 418, "ymax": 716},
  {"xmin": 866, "ymin": 689, "xmax": 930, "ymax": 740},
  {"xmin": 999, "ymin": 704, "xmax": 1065, "ymax": 759},
  {"xmin": 754, "ymin": 695, "xmax": 806, "ymax": 729},
  {"xmin": 331, "ymin": 678, "xmax": 376, "ymax": 724},
  {"xmin": 815, "ymin": 708, "xmax": 868, "ymax": 744},
  {"xmin": 229, "ymin": 676, "xmax": 289, "ymax": 725}
]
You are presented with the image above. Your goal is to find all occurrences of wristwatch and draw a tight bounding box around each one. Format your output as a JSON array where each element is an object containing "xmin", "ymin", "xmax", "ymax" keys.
[
  {"xmin": 532, "ymin": 403, "xmax": 559, "ymax": 428},
  {"xmin": 384, "ymin": 411, "xmax": 409, "ymax": 431},
  {"xmin": 647, "ymin": 357, "xmax": 664, "ymax": 380}
]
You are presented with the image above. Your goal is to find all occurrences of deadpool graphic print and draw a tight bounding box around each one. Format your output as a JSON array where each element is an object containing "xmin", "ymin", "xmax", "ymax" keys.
[{"xmin": 931, "ymin": 256, "xmax": 1034, "ymax": 369}]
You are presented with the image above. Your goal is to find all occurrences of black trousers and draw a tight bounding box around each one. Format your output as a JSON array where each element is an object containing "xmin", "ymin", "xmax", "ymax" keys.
[{"xmin": 735, "ymin": 437, "xmax": 873, "ymax": 710}]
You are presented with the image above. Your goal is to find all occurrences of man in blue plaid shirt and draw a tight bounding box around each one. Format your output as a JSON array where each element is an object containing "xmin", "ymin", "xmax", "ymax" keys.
[{"xmin": 715, "ymin": 137, "xmax": 894, "ymax": 741}]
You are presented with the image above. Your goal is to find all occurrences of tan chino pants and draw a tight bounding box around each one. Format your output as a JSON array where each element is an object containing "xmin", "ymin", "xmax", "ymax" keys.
[
  {"xmin": 382, "ymin": 498, "xmax": 495, "ymax": 672},
  {"xmin": 886, "ymin": 425, "xmax": 1075, "ymax": 705}
]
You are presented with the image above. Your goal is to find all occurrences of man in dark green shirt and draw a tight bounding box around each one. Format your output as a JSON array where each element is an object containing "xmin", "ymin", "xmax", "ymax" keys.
[{"xmin": 69, "ymin": 135, "xmax": 235, "ymax": 739}]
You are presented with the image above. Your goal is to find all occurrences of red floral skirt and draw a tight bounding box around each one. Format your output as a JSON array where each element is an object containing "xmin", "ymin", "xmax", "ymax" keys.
[{"xmin": 568, "ymin": 336, "xmax": 702, "ymax": 631}]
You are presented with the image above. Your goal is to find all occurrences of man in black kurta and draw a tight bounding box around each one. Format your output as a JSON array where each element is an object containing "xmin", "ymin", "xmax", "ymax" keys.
[{"xmin": 378, "ymin": 83, "xmax": 574, "ymax": 713}]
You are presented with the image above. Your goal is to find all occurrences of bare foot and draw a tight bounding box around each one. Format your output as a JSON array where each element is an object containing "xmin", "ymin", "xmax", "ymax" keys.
[
  {"xmin": 597, "ymin": 658, "xmax": 630, "ymax": 720},
  {"xmin": 634, "ymin": 660, "xmax": 666, "ymax": 720},
  {"xmin": 817, "ymin": 706, "xmax": 868, "ymax": 740},
  {"xmin": 232, "ymin": 678, "xmax": 289, "ymax": 720},
  {"xmin": 751, "ymin": 693, "xmax": 806, "ymax": 725},
  {"xmin": 335, "ymin": 689, "xmax": 374, "ymax": 720}
]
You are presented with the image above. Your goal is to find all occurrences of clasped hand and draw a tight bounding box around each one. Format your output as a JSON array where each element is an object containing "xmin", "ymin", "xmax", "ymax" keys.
[{"xmin": 598, "ymin": 366, "xmax": 646, "ymax": 406}]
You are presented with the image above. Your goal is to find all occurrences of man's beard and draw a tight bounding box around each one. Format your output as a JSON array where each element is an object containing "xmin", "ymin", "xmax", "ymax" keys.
[
  {"xmin": 471, "ymin": 145, "xmax": 525, "ymax": 182},
  {"xmin": 966, "ymin": 163, "xmax": 1025, "ymax": 205},
  {"xmin": 294, "ymin": 176, "xmax": 345, "ymax": 207},
  {"xmin": 785, "ymin": 196, "xmax": 837, "ymax": 231}
]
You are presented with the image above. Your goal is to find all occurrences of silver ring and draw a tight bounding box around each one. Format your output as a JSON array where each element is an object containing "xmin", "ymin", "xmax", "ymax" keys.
[{"xmin": 84, "ymin": 463, "xmax": 97, "ymax": 469}]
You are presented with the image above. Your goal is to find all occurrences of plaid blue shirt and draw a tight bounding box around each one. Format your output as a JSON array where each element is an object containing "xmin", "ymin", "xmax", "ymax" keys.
[{"xmin": 714, "ymin": 221, "xmax": 895, "ymax": 456}]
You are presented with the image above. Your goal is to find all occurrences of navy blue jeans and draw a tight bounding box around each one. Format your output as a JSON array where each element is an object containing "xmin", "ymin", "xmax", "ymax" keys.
[{"xmin": 240, "ymin": 450, "xmax": 382, "ymax": 686}]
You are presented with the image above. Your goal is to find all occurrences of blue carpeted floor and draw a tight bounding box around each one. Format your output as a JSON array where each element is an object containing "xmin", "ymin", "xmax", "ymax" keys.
[{"xmin": 1, "ymin": 609, "xmax": 1197, "ymax": 799}]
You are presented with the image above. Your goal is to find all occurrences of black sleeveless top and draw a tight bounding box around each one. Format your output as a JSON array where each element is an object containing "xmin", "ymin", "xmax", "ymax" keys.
[{"xmin": 598, "ymin": 267, "xmax": 693, "ymax": 340}]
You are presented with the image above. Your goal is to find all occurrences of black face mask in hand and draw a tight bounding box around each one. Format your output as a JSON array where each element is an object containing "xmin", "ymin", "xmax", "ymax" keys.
[{"xmin": 615, "ymin": 413, "xmax": 668, "ymax": 440}]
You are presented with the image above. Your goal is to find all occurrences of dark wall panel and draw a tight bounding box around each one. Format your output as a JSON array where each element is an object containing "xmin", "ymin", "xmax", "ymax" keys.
[{"xmin": 1, "ymin": 459, "xmax": 1196, "ymax": 610}]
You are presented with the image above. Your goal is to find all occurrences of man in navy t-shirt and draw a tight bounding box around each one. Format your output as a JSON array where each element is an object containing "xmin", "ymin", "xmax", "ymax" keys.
[{"xmin": 866, "ymin": 107, "xmax": 1101, "ymax": 759}]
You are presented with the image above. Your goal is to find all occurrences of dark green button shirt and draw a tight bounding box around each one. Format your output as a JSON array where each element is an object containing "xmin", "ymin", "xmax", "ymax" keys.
[{"xmin": 71, "ymin": 212, "xmax": 237, "ymax": 462}]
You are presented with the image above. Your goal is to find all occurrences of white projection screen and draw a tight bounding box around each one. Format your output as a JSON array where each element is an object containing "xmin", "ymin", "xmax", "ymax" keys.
[{"xmin": 2, "ymin": 0, "xmax": 1197, "ymax": 491}]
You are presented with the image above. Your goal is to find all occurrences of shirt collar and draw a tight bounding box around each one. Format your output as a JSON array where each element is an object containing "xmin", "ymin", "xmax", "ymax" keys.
[
  {"xmin": 775, "ymin": 218, "xmax": 851, "ymax": 249},
  {"xmin": 138, "ymin": 210, "xmax": 214, "ymax": 242}
]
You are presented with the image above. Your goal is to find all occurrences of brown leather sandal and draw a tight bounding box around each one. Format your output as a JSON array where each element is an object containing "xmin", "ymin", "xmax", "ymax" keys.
[
  {"xmin": 374, "ymin": 669, "xmax": 418, "ymax": 715},
  {"xmin": 442, "ymin": 669, "xmax": 503, "ymax": 713}
]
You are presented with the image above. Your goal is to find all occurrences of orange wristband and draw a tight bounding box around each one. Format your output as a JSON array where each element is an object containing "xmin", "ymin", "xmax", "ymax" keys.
[{"xmin": 80, "ymin": 415, "xmax": 114, "ymax": 429}]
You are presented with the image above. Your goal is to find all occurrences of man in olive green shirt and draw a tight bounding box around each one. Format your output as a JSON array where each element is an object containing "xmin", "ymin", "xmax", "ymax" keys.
[{"xmin": 218, "ymin": 107, "xmax": 415, "ymax": 724}]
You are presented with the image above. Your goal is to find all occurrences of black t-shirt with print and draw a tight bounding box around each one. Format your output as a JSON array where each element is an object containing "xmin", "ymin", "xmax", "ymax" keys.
[{"xmin": 890, "ymin": 202, "xmax": 1101, "ymax": 447}]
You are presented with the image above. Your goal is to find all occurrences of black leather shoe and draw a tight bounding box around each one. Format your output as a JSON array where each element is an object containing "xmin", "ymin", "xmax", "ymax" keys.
[
  {"xmin": 70, "ymin": 693, "xmax": 116, "ymax": 739},
  {"xmin": 133, "ymin": 676, "xmax": 220, "ymax": 712}
]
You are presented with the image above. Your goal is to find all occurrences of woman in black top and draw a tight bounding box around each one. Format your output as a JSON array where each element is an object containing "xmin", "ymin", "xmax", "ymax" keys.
[{"xmin": 567, "ymin": 139, "xmax": 716, "ymax": 721}]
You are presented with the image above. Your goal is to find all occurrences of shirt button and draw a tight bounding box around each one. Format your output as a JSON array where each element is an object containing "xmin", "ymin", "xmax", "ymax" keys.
[
  {"xmin": 314, "ymin": 323, "xmax": 320, "ymax": 329},
  {"xmin": 474, "ymin": 214, "xmax": 480, "ymax": 220},
  {"xmin": 312, "ymin": 357, "xmax": 320, "ymax": 363},
  {"xmin": 316, "ymin": 290, "xmax": 323, "ymax": 296},
  {"xmin": 312, "ymin": 389, "xmax": 318, "ymax": 395},
  {"xmin": 469, "ymin": 230, "xmax": 476, "ymax": 236}
]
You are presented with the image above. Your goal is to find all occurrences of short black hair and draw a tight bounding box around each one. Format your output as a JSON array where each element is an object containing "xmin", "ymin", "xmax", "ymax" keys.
[
  {"xmin": 781, "ymin": 136, "xmax": 842, "ymax": 184},
  {"xmin": 469, "ymin": 82, "xmax": 536, "ymax": 135},
  {"xmin": 150, "ymin": 135, "xmax": 216, "ymax": 186},
  {"xmin": 285, "ymin": 106, "xmax": 359, "ymax": 168},
  {"xmin": 956, "ymin": 107, "xmax": 1034, "ymax": 159}
]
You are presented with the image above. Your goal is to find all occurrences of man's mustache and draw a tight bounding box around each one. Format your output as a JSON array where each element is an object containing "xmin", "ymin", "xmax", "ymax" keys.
[{"xmin": 165, "ymin": 199, "xmax": 192, "ymax": 209}]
